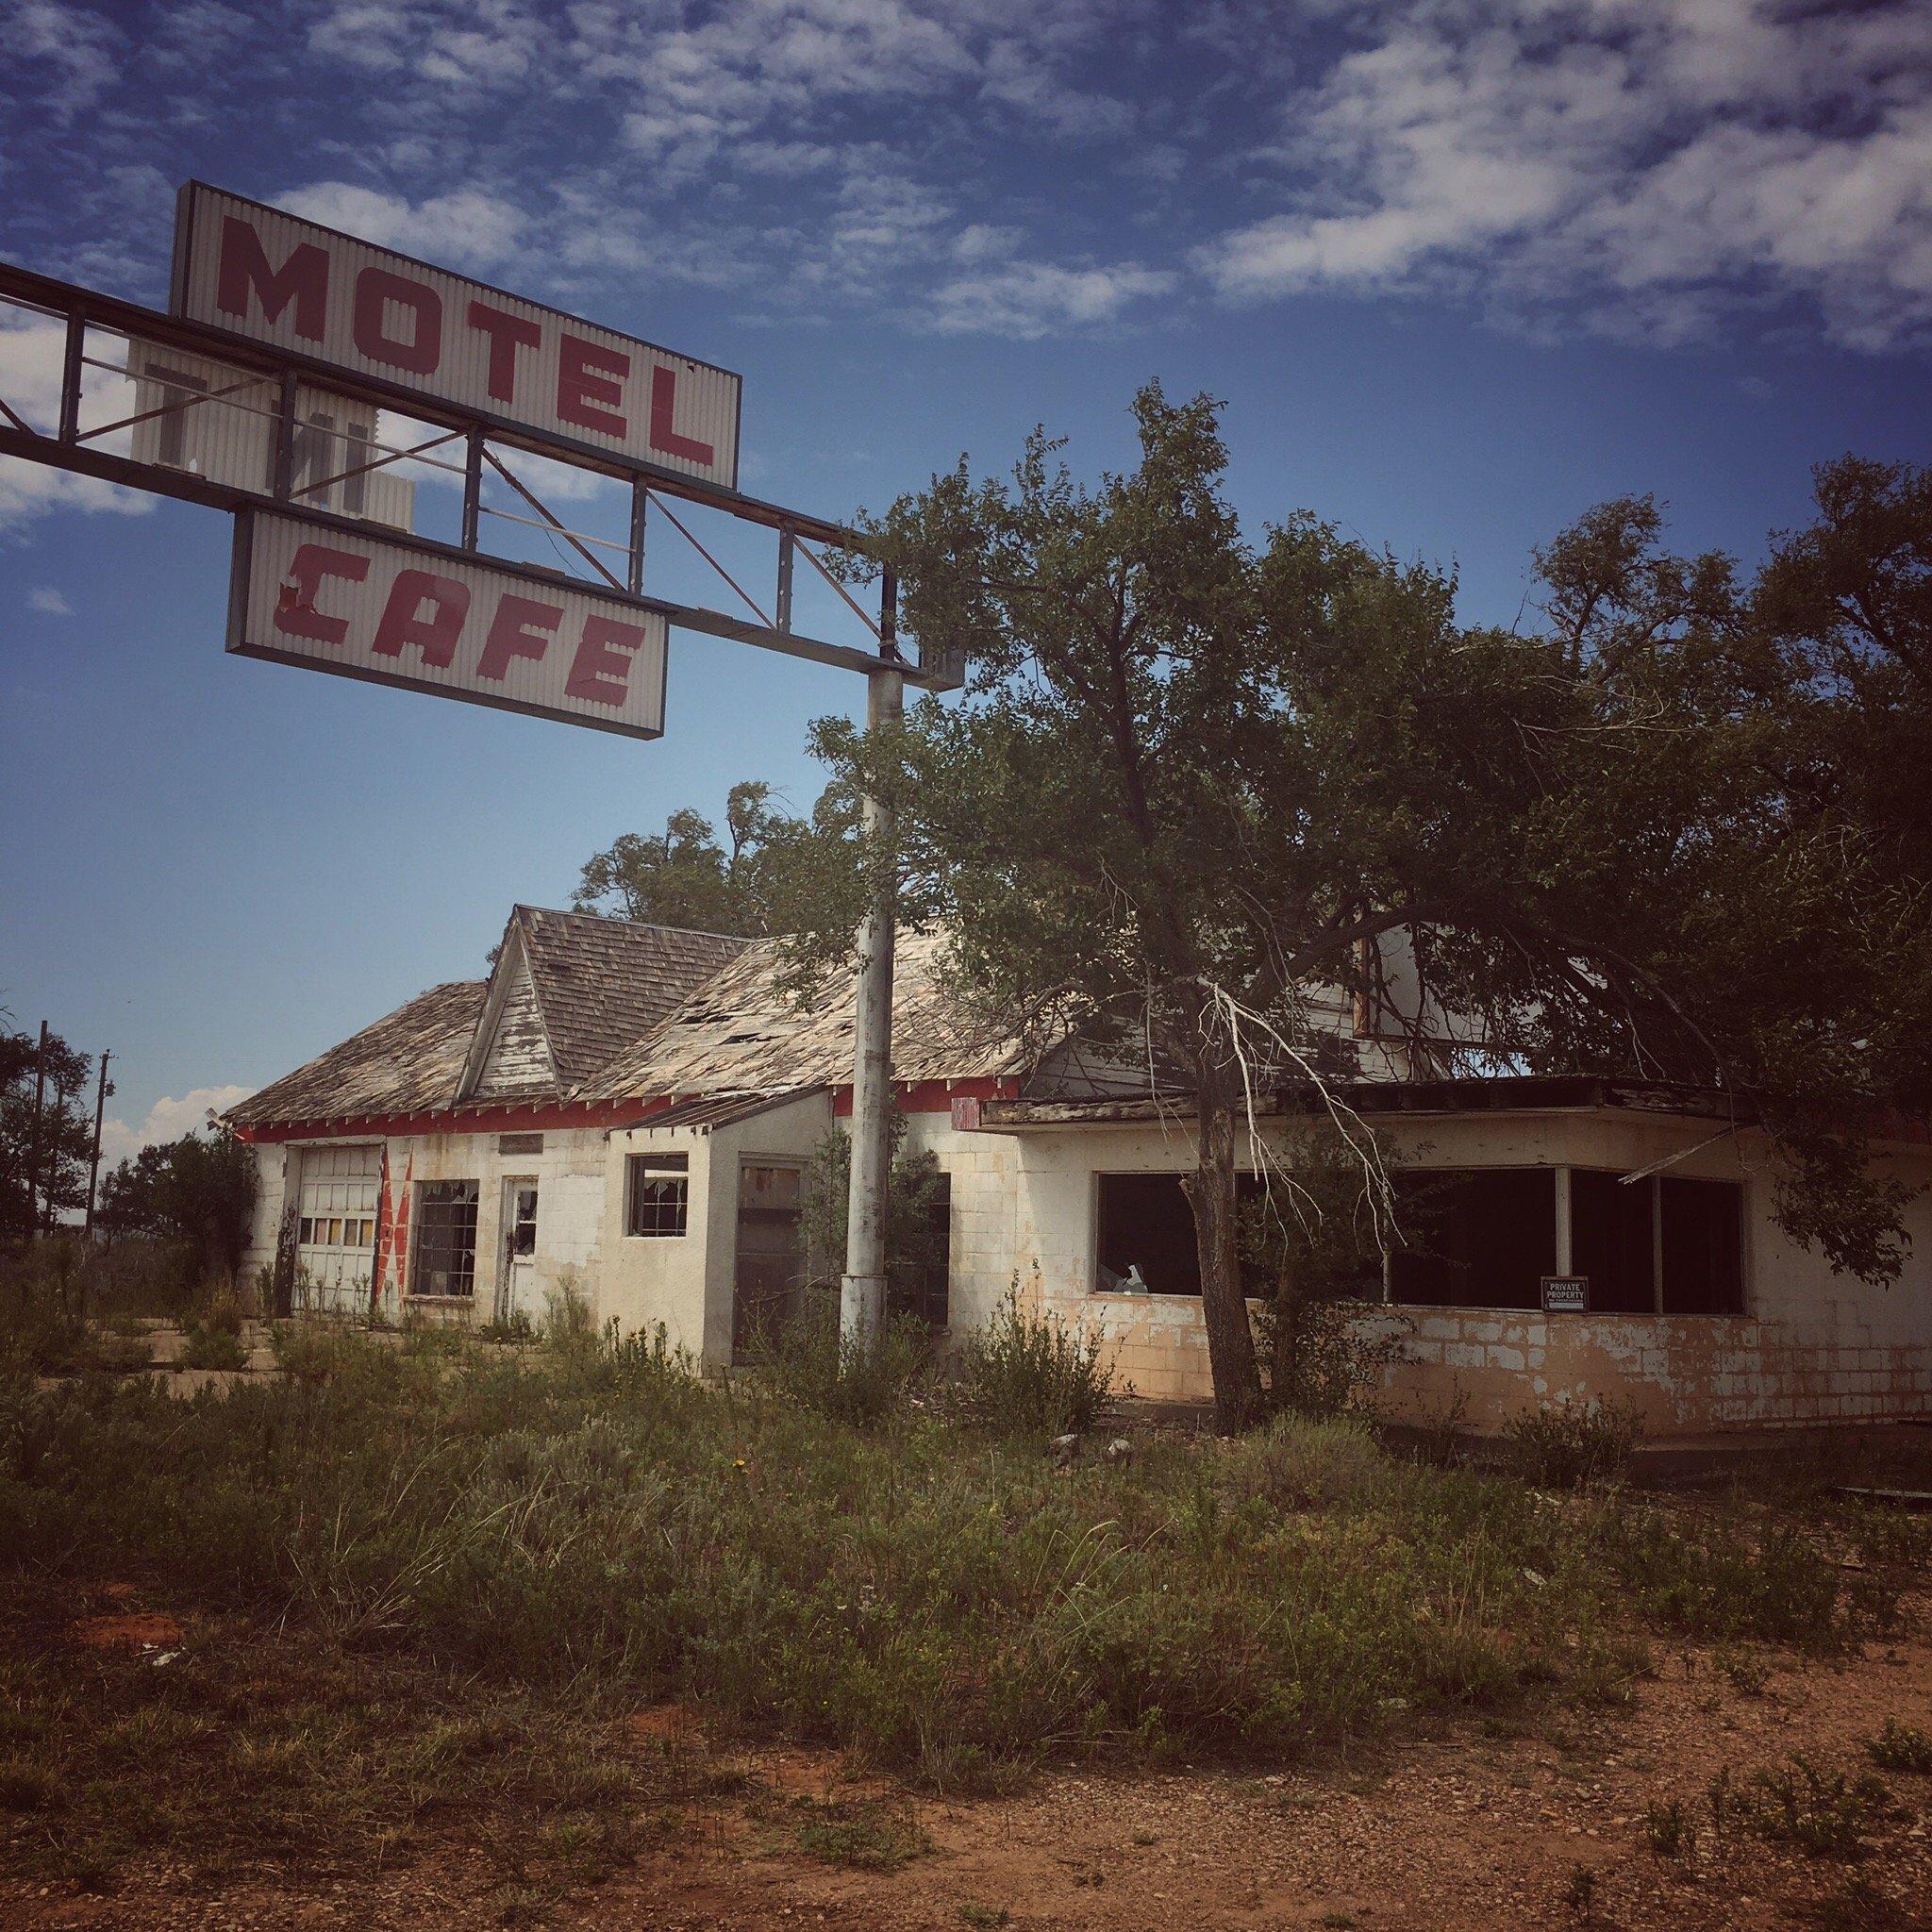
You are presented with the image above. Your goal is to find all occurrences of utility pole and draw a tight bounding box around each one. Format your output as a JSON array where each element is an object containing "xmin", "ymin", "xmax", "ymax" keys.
[
  {"xmin": 840, "ymin": 576, "xmax": 904, "ymax": 1343},
  {"xmin": 24, "ymin": 1020, "xmax": 48, "ymax": 1240},
  {"xmin": 84, "ymin": 1048, "xmax": 111, "ymax": 1241}
]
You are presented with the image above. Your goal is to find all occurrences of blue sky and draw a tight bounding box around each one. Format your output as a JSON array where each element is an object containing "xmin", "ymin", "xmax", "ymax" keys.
[{"xmin": 3, "ymin": 0, "xmax": 1931, "ymax": 1161}]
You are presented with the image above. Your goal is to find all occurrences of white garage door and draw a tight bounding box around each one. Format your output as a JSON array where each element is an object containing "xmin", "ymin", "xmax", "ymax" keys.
[{"xmin": 294, "ymin": 1144, "xmax": 380, "ymax": 1315}]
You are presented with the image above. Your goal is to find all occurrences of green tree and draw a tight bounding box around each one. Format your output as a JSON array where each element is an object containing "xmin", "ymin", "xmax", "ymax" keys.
[
  {"xmin": 795, "ymin": 1109, "xmax": 950, "ymax": 1321},
  {"xmin": 1242, "ymin": 1120, "xmax": 1407, "ymax": 1418},
  {"xmin": 96, "ymin": 1129, "xmax": 258, "ymax": 1280},
  {"xmin": 0, "ymin": 1024, "xmax": 97, "ymax": 1241},
  {"xmin": 781, "ymin": 392, "xmax": 1925, "ymax": 1430},
  {"xmin": 574, "ymin": 780, "xmax": 800, "ymax": 935}
]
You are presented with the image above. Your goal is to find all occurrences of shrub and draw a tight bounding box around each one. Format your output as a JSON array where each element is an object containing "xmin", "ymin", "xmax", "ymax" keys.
[
  {"xmin": 1504, "ymin": 1398, "xmax": 1642, "ymax": 1488},
  {"xmin": 181, "ymin": 1324, "xmax": 247, "ymax": 1372},
  {"xmin": 749, "ymin": 1288, "xmax": 934, "ymax": 1427},
  {"xmin": 1644, "ymin": 1797, "xmax": 1695, "ymax": 1857},
  {"xmin": 955, "ymin": 1287, "xmax": 1124, "ymax": 1436},
  {"xmin": 1865, "ymin": 1720, "xmax": 1932, "ymax": 1775},
  {"xmin": 542, "ymin": 1273, "xmax": 596, "ymax": 1352},
  {"xmin": 1740, "ymin": 1755, "xmax": 1892, "ymax": 1858},
  {"xmin": 1225, "ymin": 1412, "xmax": 1391, "ymax": 1513}
]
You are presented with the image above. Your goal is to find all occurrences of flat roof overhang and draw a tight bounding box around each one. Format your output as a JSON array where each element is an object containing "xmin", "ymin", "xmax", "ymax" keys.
[{"xmin": 968, "ymin": 1074, "xmax": 1750, "ymax": 1134}]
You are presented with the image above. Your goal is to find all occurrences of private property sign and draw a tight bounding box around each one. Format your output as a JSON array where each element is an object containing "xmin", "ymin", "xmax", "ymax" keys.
[
  {"xmin": 172, "ymin": 183, "xmax": 741, "ymax": 489},
  {"xmin": 230, "ymin": 510, "xmax": 669, "ymax": 739}
]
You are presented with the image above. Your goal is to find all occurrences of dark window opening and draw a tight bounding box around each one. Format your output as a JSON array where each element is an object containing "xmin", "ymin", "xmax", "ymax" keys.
[
  {"xmin": 1570, "ymin": 1168, "xmax": 1657, "ymax": 1314},
  {"xmin": 891, "ymin": 1171, "xmax": 952, "ymax": 1329},
  {"xmin": 1097, "ymin": 1173, "xmax": 1202, "ymax": 1295},
  {"xmin": 626, "ymin": 1152, "xmax": 689, "ymax": 1238},
  {"xmin": 1660, "ymin": 1175, "xmax": 1743, "ymax": 1315},
  {"xmin": 1389, "ymin": 1169, "xmax": 1555, "ymax": 1310},
  {"xmin": 734, "ymin": 1160, "xmax": 803, "ymax": 1354},
  {"xmin": 412, "ymin": 1180, "xmax": 479, "ymax": 1297}
]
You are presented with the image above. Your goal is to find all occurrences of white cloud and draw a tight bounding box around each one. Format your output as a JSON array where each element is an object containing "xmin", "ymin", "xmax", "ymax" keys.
[
  {"xmin": 28, "ymin": 586, "xmax": 72, "ymax": 615},
  {"xmin": 1197, "ymin": 0, "xmax": 1932, "ymax": 348},
  {"xmin": 275, "ymin": 183, "xmax": 528, "ymax": 270},
  {"xmin": 930, "ymin": 258, "xmax": 1177, "ymax": 336},
  {"xmin": 0, "ymin": 0, "xmax": 120, "ymax": 120},
  {"xmin": 97, "ymin": 1085, "xmax": 258, "ymax": 1170},
  {"xmin": 0, "ymin": 316, "xmax": 155, "ymax": 527}
]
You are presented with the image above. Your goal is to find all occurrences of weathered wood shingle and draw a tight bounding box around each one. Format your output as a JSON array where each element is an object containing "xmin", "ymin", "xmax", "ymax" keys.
[
  {"xmin": 511, "ymin": 907, "xmax": 751, "ymax": 1092},
  {"xmin": 227, "ymin": 981, "xmax": 488, "ymax": 1127},
  {"xmin": 584, "ymin": 928, "xmax": 1030, "ymax": 1103}
]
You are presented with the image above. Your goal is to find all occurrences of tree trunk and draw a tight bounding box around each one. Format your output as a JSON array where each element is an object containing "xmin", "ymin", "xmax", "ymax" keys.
[{"xmin": 1182, "ymin": 1069, "xmax": 1265, "ymax": 1434}]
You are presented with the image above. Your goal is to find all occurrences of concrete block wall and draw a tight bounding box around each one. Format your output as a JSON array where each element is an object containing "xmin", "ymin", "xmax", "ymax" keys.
[{"xmin": 991, "ymin": 1112, "xmax": 1932, "ymax": 1430}]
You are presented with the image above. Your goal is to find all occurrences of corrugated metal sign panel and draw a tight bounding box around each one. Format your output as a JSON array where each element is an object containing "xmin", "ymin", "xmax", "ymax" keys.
[
  {"xmin": 230, "ymin": 509, "xmax": 668, "ymax": 739},
  {"xmin": 174, "ymin": 182, "xmax": 741, "ymax": 491},
  {"xmin": 130, "ymin": 341, "xmax": 414, "ymax": 529}
]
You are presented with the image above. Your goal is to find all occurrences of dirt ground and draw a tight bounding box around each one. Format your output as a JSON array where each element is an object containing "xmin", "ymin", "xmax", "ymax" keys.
[{"xmin": 7, "ymin": 1601, "xmax": 1930, "ymax": 1932}]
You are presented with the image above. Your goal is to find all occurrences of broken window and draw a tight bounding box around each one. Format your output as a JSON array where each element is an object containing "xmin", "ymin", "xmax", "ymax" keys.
[
  {"xmin": 626, "ymin": 1152, "xmax": 689, "ymax": 1238},
  {"xmin": 411, "ymin": 1180, "xmax": 479, "ymax": 1297},
  {"xmin": 1570, "ymin": 1168, "xmax": 1657, "ymax": 1314},
  {"xmin": 1389, "ymin": 1169, "xmax": 1557, "ymax": 1310},
  {"xmin": 1096, "ymin": 1173, "xmax": 1202, "ymax": 1295}
]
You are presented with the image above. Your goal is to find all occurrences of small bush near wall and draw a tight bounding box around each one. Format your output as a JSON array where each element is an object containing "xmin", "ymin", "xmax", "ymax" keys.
[
  {"xmin": 1504, "ymin": 1398, "xmax": 1644, "ymax": 1488},
  {"xmin": 746, "ymin": 1287, "xmax": 936, "ymax": 1427},
  {"xmin": 955, "ymin": 1287, "xmax": 1125, "ymax": 1437}
]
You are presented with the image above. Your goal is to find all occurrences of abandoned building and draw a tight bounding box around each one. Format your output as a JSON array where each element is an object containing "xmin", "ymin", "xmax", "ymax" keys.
[{"xmin": 227, "ymin": 905, "xmax": 1932, "ymax": 1435}]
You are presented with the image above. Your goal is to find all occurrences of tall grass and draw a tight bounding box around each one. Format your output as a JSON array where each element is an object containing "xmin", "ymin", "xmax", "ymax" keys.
[{"xmin": 0, "ymin": 1327, "xmax": 1903, "ymax": 1794}]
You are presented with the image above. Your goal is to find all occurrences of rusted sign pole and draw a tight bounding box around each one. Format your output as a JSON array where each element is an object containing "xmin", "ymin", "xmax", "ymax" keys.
[{"xmin": 841, "ymin": 576, "xmax": 902, "ymax": 1339}]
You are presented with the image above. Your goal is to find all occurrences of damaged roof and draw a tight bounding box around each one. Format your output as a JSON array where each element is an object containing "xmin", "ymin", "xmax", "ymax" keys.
[
  {"xmin": 227, "ymin": 980, "xmax": 488, "ymax": 1127},
  {"xmin": 508, "ymin": 907, "xmax": 751, "ymax": 1091},
  {"xmin": 587, "ymin": 927, "xmax": 1032, "ymax": 1103},
  {"xmin": 227, "ymin": 915, "xmax": 1036, "ymax": 1133}
]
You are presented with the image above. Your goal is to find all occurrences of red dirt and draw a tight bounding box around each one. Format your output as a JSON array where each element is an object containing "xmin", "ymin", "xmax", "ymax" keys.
[
  {"xmin": 65, "ymin": 1612, "xmax": 185, "ymax": 1654},
  {"xmin": 8, "ymin": 1615, "xmax": 1932, "ymax": 1931}
]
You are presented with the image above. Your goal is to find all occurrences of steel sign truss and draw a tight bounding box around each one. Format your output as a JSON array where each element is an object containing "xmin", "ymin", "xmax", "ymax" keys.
[{"xmin": 0, "ymin": 258, "xmax": 962, "ymax": 703}]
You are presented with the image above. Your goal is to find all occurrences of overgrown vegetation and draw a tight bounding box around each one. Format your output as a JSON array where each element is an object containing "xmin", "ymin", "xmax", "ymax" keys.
[
  {"xmin": 0, "ymin": 1320, "xmax": 1913, "ymax": 1873},
  {"xmin": 1503, "ymin": 1398, "xmax": 1644, "ymax": 1489},
  {"xmin": 954, "ymin": 1285, "xmax": 1124, "ymax": 1436}
]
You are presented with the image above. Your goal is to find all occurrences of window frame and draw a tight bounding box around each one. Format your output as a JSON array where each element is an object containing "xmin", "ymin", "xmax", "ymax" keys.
[
  {"xmin": 625, "ymin": 1150, "xmax": 691, "ymax": 1240},
  {"xmin": 409, "ymin": 1178, "xmax": 480, "ymax": 1300}
]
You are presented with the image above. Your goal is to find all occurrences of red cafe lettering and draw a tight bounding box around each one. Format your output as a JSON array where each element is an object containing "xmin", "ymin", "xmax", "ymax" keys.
[{"xmin": 274, "ymin": 541, "xmax": 650, "ymax": 708}]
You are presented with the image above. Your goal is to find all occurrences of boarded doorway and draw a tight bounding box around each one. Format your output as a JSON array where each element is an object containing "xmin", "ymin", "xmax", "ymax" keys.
[{"xmin": 734, "ymin": 1159, "xmax": 804, "ymax": 1356}]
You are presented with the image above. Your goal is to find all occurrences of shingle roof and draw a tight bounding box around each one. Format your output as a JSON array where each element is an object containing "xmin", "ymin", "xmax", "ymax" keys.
[
  {"xmin": 509, "ymin": 907, "xmax": 751, "ymax": 1091},
  {"xmin": 227, "ymin": 980, "xmax": 487, "ymax": 1127},
  {"xmin": 584, "ymin": 927, "xmax": 1030, "ymax": 1103}
]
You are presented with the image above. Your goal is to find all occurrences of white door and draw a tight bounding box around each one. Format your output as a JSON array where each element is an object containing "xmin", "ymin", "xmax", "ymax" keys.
[
  {"xmin": 498, "ymin": 1177, "xmax": 539, "ymax": 1325},
  {"xmin": 294, "ymin": 1144, "xmax": 380, "ymax": 1314}
]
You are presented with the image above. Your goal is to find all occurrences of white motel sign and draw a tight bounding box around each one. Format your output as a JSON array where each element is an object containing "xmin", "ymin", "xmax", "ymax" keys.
[{"xmin": 172, "ymin": 183, "xmax": 741, "ymax": 490}]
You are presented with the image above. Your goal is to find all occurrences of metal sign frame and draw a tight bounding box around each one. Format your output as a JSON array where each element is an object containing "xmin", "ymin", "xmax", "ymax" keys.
[
  {"xmin": 0, "ymin": 258, "xmax": 951, "ymax": 691},
  {"xmin": 2, "ymin": 188, "xmax": 944, "ymax": 1345}
]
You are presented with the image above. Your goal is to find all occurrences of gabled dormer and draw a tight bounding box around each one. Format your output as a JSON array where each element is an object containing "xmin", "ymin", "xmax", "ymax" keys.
[{"xmin": 457, "ymin": 915, "xmax": 560, "ymax": 1103}]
